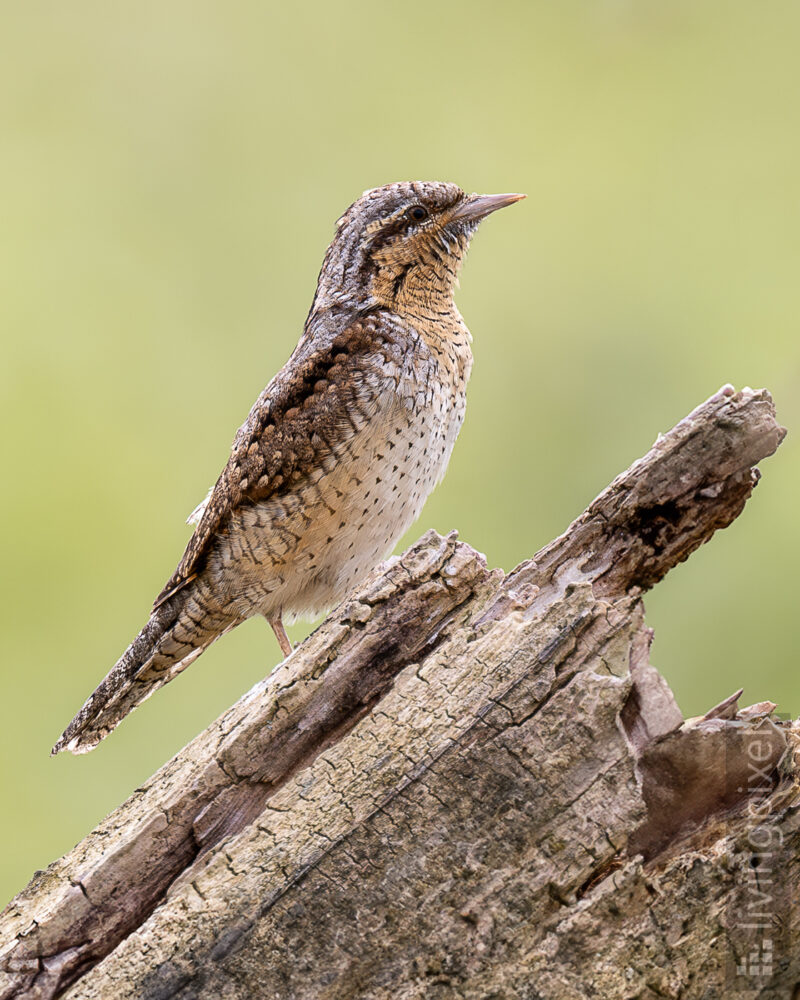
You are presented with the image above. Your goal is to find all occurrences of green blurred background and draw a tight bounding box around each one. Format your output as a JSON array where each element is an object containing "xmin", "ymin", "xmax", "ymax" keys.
[{"xmin": 1, "ymin": 0, "xmax": 798, "ymax": 905}]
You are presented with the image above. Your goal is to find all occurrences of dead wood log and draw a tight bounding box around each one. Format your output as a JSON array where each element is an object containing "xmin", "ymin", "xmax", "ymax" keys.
[{"xmin": 1, "ymin": 384, "xmax": 797, "ymax": 1000}]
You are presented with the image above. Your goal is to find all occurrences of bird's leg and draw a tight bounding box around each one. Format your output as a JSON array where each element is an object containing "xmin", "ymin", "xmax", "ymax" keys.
[{"xmin": 268, "ymin": 616, "xmax": 293, "ymax": 658}]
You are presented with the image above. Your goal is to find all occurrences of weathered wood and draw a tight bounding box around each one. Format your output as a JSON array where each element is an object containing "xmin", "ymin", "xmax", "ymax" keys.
[{"xmin": 1, "ymin": 385, "xmax": 796, "ymax": 1000}]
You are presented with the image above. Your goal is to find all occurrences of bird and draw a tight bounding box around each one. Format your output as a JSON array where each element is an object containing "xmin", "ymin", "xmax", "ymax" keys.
[{"xmin": 52, "ymin": 181, "xmax": 525, "ymax": 755}]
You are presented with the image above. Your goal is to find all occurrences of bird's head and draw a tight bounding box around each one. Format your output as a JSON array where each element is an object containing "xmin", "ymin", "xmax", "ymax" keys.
[{"xmin": 312, "ymin": 181, "xmax": 525, "ymax": 315}]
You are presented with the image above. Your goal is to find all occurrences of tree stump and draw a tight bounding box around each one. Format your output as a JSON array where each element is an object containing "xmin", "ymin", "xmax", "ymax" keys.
[{"xmin": 1, "ymin": 385, "xmax": 796, "ymax": 1000}]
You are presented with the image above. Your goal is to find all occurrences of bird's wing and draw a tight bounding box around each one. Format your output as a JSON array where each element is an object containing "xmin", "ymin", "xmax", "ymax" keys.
[{"xmin": 154, "ymin": 308, "xmax": 407, "ymax": 608}]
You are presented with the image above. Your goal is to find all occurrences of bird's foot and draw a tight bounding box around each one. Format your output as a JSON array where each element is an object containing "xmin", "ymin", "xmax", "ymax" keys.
[{"xmin": 268, "ymin": 617, "xmax": 294, "ymax": 659}]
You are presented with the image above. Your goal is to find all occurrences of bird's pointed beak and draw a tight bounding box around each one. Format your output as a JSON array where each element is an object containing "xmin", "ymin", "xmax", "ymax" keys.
[{"xmin": 450, "ymin": 191, "xmax": 526, "ymax": 223}]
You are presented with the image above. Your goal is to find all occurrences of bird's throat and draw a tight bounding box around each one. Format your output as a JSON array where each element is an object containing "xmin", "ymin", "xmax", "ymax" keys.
[{"xmin": 370, "ymin": 256, "xmax": 463, "ymax": 320}]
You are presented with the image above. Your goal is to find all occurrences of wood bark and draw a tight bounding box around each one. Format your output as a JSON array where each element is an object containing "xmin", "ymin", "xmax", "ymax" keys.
[{"xmin": 1, "ymin": 384, "xmax": 797, "ymax": 1000}]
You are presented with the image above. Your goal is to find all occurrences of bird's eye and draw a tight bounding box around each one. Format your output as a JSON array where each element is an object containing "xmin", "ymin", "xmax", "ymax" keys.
[{"xmin": 408, "ymin": 205, "xmax": 429, "ymax": 222}]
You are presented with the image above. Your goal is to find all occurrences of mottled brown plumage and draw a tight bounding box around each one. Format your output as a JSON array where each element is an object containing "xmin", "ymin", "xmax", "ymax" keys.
[{"xmin": 53, "ymin": 181, "xmax": 524, "ymax": 754}]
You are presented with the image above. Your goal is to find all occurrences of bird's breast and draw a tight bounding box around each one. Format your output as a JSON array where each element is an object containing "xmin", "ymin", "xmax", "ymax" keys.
[{"xmin": 215, "ymin": 333, "xmax": 471, "ymax": 623}]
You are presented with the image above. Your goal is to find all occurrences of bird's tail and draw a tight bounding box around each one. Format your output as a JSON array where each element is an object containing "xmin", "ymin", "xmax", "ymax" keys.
[{"xmin": 52, "ymin": 589, "xmax": 239, "ymax": 755}]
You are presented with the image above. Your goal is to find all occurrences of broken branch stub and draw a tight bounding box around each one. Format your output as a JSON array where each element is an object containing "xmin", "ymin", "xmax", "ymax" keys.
[{"xmin": 1, "ymin": 385, "xmax": 796, "ymax": 1000}]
